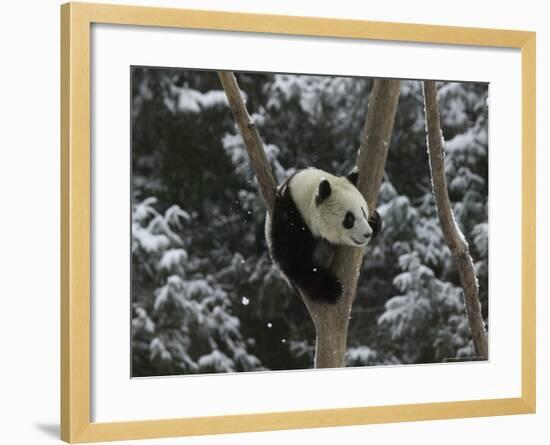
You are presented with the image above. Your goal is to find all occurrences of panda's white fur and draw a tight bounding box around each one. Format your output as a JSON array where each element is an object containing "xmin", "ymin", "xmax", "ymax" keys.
[
  {"xmin": 289, "ymin": 168, "xmax": 373, "ymax": 247},
  {"xmin": 265, "ymin": 167, "xmax": 380, "ymax": 304}
]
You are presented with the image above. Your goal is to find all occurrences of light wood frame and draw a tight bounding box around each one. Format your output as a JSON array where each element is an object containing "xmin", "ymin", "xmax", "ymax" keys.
[{"xmin": 61, "ymin": 2, "xmax": 536, "ymax": 442}]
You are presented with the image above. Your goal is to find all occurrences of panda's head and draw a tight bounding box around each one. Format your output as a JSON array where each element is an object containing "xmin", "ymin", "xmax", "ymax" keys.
[{"xmin": 314, "ymin": 170, "xmax": 379, "ymax": 247}]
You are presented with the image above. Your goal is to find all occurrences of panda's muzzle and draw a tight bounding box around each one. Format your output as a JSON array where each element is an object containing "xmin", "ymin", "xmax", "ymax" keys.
[{"xmin": 351, "ymin": 235, "xmax": 369, "ymax": 246}]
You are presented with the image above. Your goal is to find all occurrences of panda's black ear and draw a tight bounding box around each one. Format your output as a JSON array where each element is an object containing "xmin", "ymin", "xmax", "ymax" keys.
[
  {"xmin": 346, "ymin": 168, "xmax": 359, "ymax": 187},
  {"xmin": 316, "ymin": 178, "xmax": 332, "ymax": 205}
]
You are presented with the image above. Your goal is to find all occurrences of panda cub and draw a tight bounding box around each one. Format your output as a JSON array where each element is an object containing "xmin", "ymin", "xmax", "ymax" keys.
[{"xmin": 265, "ymin": 167, "xmax": 381, "ymax": 304}]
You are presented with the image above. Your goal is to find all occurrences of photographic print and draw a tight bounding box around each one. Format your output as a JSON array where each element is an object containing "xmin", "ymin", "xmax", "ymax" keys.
[
  {"xmin": 61, "ymin": 6, "xmax": 535, "ymax": 440},
  {"xmin": 130, "ymin": 67, "xmax": 489, "ymax": 377}
]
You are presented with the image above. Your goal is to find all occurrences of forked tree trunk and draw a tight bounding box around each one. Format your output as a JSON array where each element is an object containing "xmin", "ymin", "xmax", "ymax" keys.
[
  {"xmin": 219, "ymin": 72, "xmax": 400, "ymax": 368},
  {"xmin": 422, "ymin": 80, "xmax": 488, "ymax": 360}
]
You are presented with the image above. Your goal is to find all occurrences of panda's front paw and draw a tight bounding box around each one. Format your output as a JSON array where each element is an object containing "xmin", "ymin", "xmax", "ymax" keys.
[
  {"xmin": 312, "ymin": 239, "xmax": 335, "ymax": 269},
  {"xmin": 368, "ymin": 210, "xmax": 382, "ymax": 238}
]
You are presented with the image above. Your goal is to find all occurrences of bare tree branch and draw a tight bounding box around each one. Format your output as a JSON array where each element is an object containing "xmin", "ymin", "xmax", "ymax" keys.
[
  {"xmin": 219, "ymin": 72, "xmax": 401, "ymax": 368},
  {"xmin": 218, "ymin": 72, "xmax": 278, "ymax": 213},
  {"xmin": 314, "ymin": 79, "xmax": 401, "ymax": 368},
  {"xmin": 422, "ymin": 80, "xmax": 488, "ymax": 360},
  {"xmin": 357, "ymin": 79, "xmax": 403, "ymax": 208}
]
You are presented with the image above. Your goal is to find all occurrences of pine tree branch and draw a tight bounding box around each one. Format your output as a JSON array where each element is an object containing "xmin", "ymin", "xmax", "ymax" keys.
[{"xmin": 422, "ymin": 80, "xmax": 488, "ymax": 360}]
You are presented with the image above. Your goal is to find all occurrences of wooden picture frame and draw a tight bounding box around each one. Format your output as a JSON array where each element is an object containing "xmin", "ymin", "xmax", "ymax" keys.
[{"xmin": 61, "ymin": 2, "xmax": 536, "ymax": 442}]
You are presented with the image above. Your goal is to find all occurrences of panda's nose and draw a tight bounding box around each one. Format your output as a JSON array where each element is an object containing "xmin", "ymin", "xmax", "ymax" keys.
[{"xmin": 364, "ymin": 232, "xmax": 372, "ymax": 239}]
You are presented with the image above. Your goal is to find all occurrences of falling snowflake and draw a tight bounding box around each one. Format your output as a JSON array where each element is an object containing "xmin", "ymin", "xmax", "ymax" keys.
[
  {"xmin": 241, "ymin": 297, "xmax": 250, "ymax": 306},
  {"xmin": 267, "ymin": 322, "xmax": 273, "ymax": 328}
]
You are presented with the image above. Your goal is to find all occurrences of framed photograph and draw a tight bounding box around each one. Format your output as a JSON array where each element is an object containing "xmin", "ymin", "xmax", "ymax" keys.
[{"xmin": 61, "ymin": 2, "xmax": 536, "ymax": 443}]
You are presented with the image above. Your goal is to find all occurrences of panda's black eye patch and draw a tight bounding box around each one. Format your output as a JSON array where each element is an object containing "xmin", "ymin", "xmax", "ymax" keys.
[{"xmin": 343, "ymin": 211, "xmax": 355, "ymax": 229}]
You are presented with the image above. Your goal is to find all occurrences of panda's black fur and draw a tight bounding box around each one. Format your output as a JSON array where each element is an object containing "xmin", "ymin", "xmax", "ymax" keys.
[
  {"xmin": 268, "ymin": 172, "xmax": 343, "ymax": 303},
  {"xmin": 266, "ymin": 169, "xmax": 381, "ymax": 304}
]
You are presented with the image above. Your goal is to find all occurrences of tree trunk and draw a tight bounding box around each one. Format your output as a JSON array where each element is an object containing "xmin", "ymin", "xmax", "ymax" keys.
[
  {"xmin": 422, "ymin": 80, "xmax": 489, "ymax": 360},
  {"xmin": 310, "ymin": 79, "xmax": 401, "ymax": 368},
  {"xmin": 314, "ymin": 317, "xmax": 349, "ymax": 368},
  {"xmin": 219, "ymin": 72, "xmax": 401, "ymax": 368}
]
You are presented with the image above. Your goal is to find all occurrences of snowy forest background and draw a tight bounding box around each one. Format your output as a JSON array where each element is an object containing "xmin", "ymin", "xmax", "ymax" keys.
[{"xmin": 131, "ymin": 67, "xmax": 489, "ymax": 377}]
